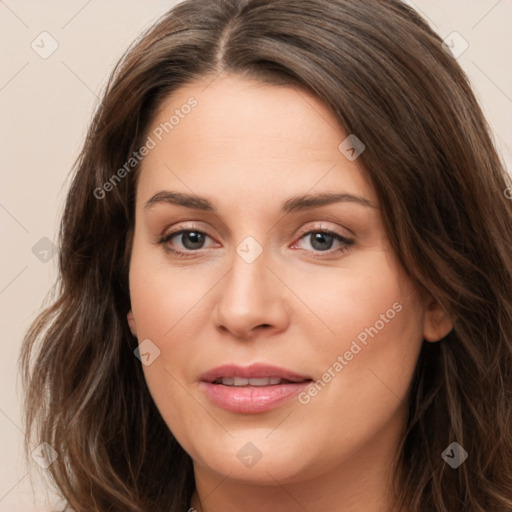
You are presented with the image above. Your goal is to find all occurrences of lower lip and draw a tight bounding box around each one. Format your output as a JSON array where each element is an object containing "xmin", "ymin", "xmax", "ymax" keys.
[{"xmin": 200, "ymin": 381, "xmax": 311, "ymax": 413}]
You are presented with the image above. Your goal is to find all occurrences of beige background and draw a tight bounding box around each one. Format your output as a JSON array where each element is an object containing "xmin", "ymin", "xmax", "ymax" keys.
[{"xmin": 1, "ymin": 1, "xmax": 511, "ymax": 510}]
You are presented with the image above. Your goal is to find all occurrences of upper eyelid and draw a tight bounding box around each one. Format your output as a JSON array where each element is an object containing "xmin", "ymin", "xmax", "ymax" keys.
[
  {"xmin": 161, "ymin": 222, "xmax": 351, "ymax": 237},
  {"xmin": 295, "ymin": 224, "xmax": 351, "ymax": 239},
  {"xmin": 160, "ymin": 216, "xmax": 358, "ymax": 239},
  {"xmin": 160, "ymin": 227, "xmax": 215, "ymax": 246},
  {"xmin": 160, "ymin": 221, "xmax": 215, "ymax": 238}
]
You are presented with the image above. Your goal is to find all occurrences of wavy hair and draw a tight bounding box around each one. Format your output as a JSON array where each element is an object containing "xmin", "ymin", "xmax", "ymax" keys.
[{"xmin": 20, "ymin": 0, "xmax": 512, "ymax": 510}]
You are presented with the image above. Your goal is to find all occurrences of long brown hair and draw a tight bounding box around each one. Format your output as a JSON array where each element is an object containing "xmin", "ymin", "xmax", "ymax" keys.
[{"xmin": 20, "ymin": 1, "xmax": 512, "ymax": 510}]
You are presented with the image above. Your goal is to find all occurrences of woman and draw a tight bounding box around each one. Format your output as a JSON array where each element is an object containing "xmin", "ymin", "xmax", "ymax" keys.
[{"xmin": 20, "ymin": 0, "xmax": 512, "ymax": 511}]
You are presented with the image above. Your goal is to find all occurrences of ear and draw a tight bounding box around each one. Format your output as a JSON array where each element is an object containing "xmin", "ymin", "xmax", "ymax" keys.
[
  {"xmin": 423, "ymin": 296, "xmax": 453, "ymax": 342},
  {"xmin": 127, "ymin": 310, "xmax": 137, "ymax": 337}
]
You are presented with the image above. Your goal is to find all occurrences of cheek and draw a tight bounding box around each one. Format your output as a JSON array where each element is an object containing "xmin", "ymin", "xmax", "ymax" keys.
[
  {"xmin": 291, "ymin": 249, "xmax": 425, "ymax": 417},
  {"xmin": 128, "ymin": 242, "xmax": 213, "ymax": 340},
  {"xmin": 290, "ymin": 249, "xmax": 424, "ymax": 361},
  {"xmin": 279, "ymin": 256, "xmax": 425, "ymax": 474},
  {"xmin": 128, "ymin": 245, "xmax": 218, "ymax": 438}
]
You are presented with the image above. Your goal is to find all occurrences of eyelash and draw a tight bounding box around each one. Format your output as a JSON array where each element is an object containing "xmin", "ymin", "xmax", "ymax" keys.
[{"xmin": 157, "ymin": 225, "xmax": 354, "ymax": 259}]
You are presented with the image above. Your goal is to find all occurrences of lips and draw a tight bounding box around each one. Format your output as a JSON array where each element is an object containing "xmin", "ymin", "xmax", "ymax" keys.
[{"xmin": 199, "ymin": 363, "xmax": 312, "ymax": 414}]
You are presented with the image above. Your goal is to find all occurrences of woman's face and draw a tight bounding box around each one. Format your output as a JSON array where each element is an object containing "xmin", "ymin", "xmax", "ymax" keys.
[{"xmin": 128, "ymin": 75, "xmax": 446, "ymax": 489}]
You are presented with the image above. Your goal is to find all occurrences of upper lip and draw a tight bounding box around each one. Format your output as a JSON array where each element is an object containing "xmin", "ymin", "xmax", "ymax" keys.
[{"xmin": 200, "ymin": 363, "xmax": 312, "ymax": 383}]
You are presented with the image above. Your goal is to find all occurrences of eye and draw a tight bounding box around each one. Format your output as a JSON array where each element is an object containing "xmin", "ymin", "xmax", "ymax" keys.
[
  {"xmin": 292, "ymin": 229, "xmax": 354, "ymax": 258},
  {"xmin": 158, "ymin": 228, "xmax": 215, "ymax": 256},
  {"xmin": 157, "ymin": 225, "xmax": 354, "ymax": 259}
]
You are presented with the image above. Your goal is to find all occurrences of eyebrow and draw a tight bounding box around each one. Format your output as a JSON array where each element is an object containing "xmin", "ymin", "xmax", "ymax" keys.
[{"xmin": 144, "ymin": 190, "xmax": 376, "ymax": 213}]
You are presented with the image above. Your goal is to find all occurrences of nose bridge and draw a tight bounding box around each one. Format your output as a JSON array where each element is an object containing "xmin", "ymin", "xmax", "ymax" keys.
[
  {"xmin": 226, "ymin": 256, "xmax": 264, "ymax": 308},
  {"xmin": 222, "ymin": 243, "xmax": 272, "ymax": 316},
  {"xmin": 214, "ymin": 237, "xmax": 289, "ymax": 338}
]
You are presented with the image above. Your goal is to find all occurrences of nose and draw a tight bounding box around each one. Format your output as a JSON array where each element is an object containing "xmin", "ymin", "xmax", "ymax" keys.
[{"xmin": 212, "ymin": 247, "xmax": 290, "ymax": 340}]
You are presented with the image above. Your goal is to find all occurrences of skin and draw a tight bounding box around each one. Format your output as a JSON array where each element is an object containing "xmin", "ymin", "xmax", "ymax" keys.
[{"xmin": 127, "ymin": 74, "xmax": 452, "ymax": 512}]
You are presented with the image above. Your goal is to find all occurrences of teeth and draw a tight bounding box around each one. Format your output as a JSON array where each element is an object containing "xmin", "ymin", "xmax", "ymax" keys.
[{"xmin": 219, "ymin": 376, "xmax": 284, "ymax": 386}]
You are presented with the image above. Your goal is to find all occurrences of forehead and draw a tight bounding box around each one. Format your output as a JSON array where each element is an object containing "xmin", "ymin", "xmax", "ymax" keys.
[{"xmin": 136, "ymin": 74, "xmax": 376, "ymax": 208}]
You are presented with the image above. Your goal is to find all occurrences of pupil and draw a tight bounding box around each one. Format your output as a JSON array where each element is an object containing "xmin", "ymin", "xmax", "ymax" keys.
[
  {"xmin": 311, "ymin": 232, "xmax": 333, "ymax": 251},
  {"xmin": 183, "ymin": 231, "xmax": 204, "ymax": 249}
]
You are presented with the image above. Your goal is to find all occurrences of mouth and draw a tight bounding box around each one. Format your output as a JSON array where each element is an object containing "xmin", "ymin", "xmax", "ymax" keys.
[
  {"xmin": 199, "ymin": 364, "xmax": 313, "ymax": 414},
  {"xmin": 211, "ymin": 376, "xmax": 305, "ymax": 386}
]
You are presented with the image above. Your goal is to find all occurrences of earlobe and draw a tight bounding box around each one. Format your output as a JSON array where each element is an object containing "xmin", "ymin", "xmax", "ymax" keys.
[
  {"xmin": 127, "ymin": 310, "xmax": 137, "ymax": 337},
  {"xmin": 423, "ymin": 298, "xmax": 453, "ymax": 342}
]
